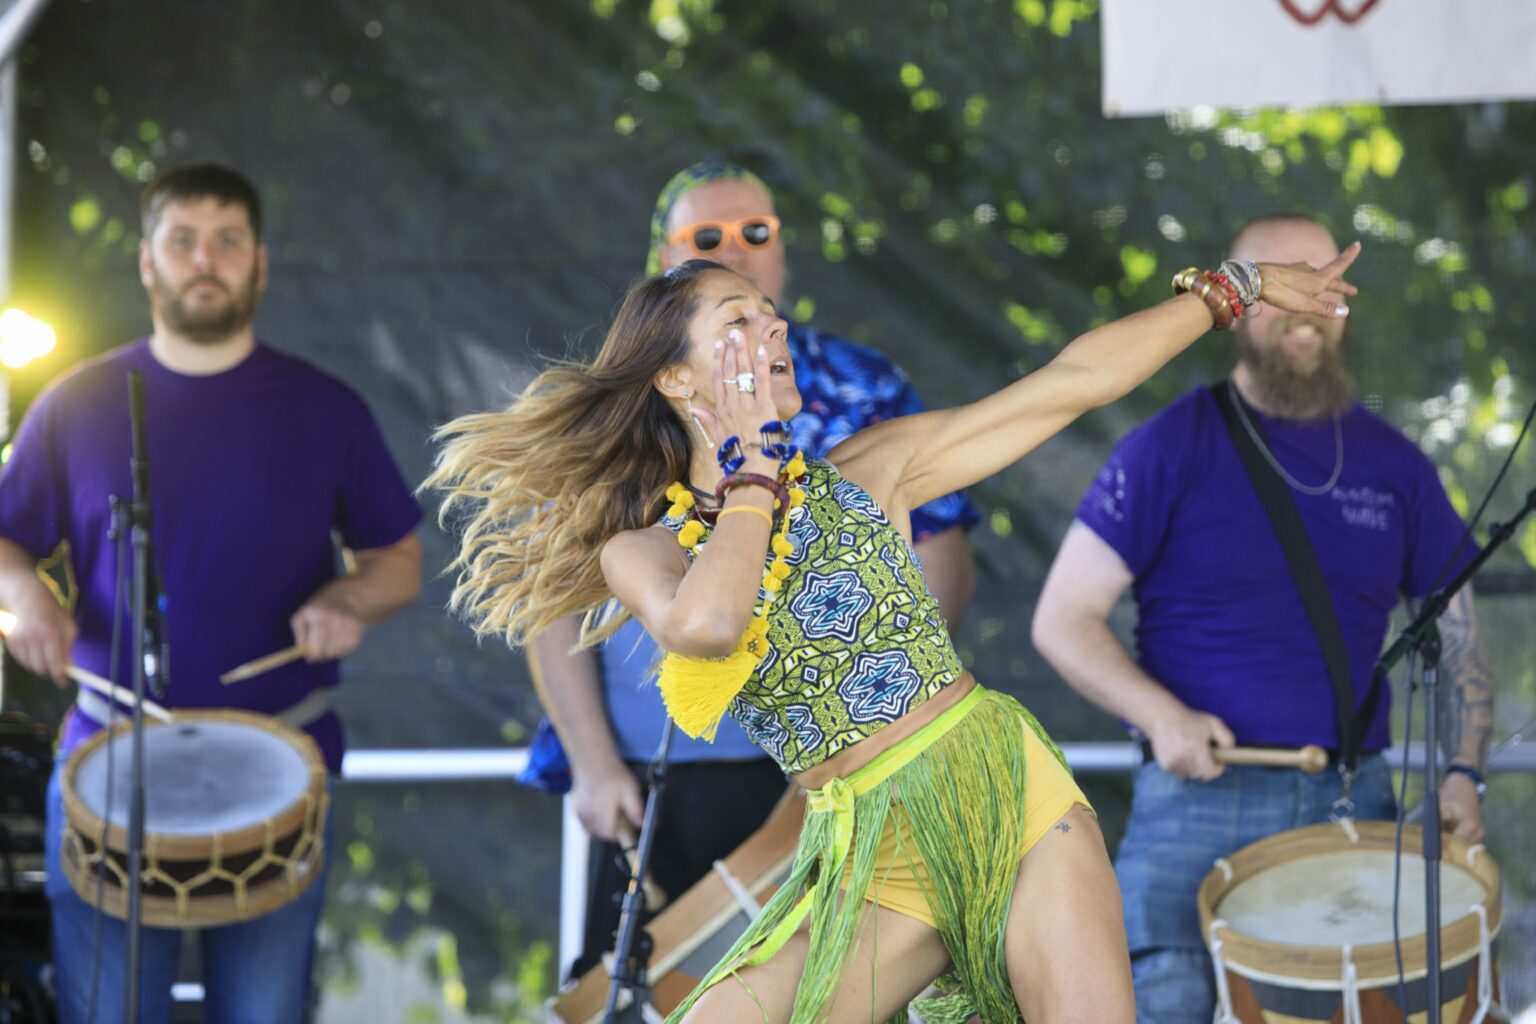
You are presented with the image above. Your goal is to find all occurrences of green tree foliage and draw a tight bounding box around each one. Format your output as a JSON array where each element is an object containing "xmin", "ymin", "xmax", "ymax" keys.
[{"xmin": 12, "ymin": 2, "xmax": 1536, "ymax": 1018}]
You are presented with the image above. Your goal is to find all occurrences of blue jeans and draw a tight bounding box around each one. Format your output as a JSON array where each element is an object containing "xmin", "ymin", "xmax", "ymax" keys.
[
  {"xmin": 45, "ymin": 767, "xmax": 333, "ymax": 1024},
  {"xmin": 1115, "ymin": 756, "xmax": 1396, "ymax": 1024}
]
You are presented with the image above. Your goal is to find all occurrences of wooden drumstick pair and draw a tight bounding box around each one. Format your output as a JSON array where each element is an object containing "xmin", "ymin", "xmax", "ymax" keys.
[{"xmin": 0, "ymin": 610, "xmax": 174, "ymax": 722}]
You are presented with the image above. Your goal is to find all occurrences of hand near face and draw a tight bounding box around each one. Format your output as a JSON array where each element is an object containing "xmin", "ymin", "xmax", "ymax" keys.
[{"xmin": 687, "ymin": 329, "xmax": 781, "ymax": 450}]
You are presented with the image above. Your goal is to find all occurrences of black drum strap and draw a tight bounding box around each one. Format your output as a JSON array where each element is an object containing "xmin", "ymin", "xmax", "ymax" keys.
[{"xmin": 1211, "ymin": 382, "xmax": 1381, "ymax": 774}]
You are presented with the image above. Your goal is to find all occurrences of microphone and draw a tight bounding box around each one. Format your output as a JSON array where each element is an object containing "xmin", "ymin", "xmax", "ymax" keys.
[{"xmin": 127, "ymin": 371, "xmax": 170, "ymax": 698}]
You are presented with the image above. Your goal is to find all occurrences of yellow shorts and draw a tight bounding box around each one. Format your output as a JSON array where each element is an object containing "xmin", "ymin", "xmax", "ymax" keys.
[{"xmin": 840, "ymin": 716, "xmax": 1090, "ymax": 929}]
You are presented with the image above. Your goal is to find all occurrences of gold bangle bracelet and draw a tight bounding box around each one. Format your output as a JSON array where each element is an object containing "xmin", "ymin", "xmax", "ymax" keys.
[{"xmin": 717, "ymin": 504, "xmax": 774, "ymax": 526}]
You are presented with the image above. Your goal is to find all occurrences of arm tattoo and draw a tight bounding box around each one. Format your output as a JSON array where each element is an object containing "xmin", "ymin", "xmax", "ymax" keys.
[
  {"xmin": 1435, "ymin": 587, "xmax": 1495, "ymax": 771},
  {"xmin": 1053, "ymin": 821, "xmax": 1072, "ymax": 835}
]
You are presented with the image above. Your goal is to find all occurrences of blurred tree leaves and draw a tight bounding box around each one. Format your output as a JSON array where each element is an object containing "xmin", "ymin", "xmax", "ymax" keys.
[{"xmin": 11, "ymin": 2, "xmax": 1536, "ymax": 1018}]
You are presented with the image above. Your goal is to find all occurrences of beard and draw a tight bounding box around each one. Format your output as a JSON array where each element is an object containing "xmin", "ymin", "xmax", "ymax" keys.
[
  {"xmin": 148, "ymin": 264, "xmax": 261, "ymax": 345},
  {"xmin": 1234, "ymin": 314, "xmax": 1354, "ymax": 420}
]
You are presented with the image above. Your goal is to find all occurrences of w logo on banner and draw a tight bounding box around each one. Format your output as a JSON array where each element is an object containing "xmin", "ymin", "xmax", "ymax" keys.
[
  {"xmin": 1278, "ymin": 0, "xmax": 1381, "ymax": 25},
  {"xmin": 1102, "ymin": 0, "xmax": 1535, "ymax": 115}
]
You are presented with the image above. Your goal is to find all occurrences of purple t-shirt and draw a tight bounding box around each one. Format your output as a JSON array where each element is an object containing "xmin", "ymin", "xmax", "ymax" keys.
[
  {"xmin": 0, "ymin": 340, "xmax": 421, "ymax": 772},
  {"xmin": 1076, "ymin": 386, "xmax": 1474, "ymax": 751}
]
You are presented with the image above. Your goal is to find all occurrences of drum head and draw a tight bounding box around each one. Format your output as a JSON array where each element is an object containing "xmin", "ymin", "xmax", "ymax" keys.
[
  {"xmin": 1197, "ymin": 821, "xmax": 1502, "ymax": 989},
  {"xmin": 1216, "ymin": 849, "xmax": 1490, "ymax": 946},
  {"xmin": 72, "ymin": 719, "xmax": 310, "ymax": 835}
]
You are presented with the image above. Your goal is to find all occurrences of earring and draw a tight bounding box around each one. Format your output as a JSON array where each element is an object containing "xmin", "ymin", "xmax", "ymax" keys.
[{"xmin": 684, "ymin": 390, "xmax": 716, "ymax": 450}]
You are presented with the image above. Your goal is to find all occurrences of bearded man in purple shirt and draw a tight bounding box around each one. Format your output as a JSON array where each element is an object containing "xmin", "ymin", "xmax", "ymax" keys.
[
  {"xmin": 1031, "ymin": 213, "xmax": 1494, "ymax": 1024},
  {"xmin": 0, "ymin": 164, "xmax": 422, "ymax": 1023}
]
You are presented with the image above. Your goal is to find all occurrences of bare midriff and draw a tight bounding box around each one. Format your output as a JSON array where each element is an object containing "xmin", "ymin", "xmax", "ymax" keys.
[{"xmin": 793, "ymin": 670, "xmax": 978, "ymax": 791}]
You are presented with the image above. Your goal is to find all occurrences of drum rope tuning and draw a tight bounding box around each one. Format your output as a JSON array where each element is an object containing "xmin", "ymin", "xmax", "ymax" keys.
[
  {"xmin": 1209, "ymin": 919, "xmax": 1239, "ymax": 1024},
  {"xmin": 1199, "ymin": 821, "xmax": 1502, "ymax": 1024},
  {"xmin": 1341, "ymin": 944, "xmax": 1361, "ymax": 1024},
  {"xmin": 59, "ymin": 710, "xmax": 329, "ymax": 929}
]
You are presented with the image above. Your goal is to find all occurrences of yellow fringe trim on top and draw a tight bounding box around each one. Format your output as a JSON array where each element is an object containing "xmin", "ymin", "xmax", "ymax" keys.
[{"xmin": 656, "ymin": 648, "xmax": 762, "ymax": 741}]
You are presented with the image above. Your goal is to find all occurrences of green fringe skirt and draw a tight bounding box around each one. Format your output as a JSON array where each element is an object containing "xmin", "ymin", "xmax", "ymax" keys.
[{"xmin": 665, "ymin": 685, "xmax": 1073, "ymax": 1024}]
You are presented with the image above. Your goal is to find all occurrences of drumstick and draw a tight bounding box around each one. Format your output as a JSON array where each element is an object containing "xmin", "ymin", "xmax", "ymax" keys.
[
  {"xmin": 0, "ymin": 610, "xmax": 173, "ymax": 722},
  {"xmin": 1214, "ymin": 744, "xmax": 1329, "ymax": 773},
  {"xmin": 219, "ymin": 644, "xmax": 307, "ymax": 684},
  {"xmin": 616, "ymin": 824, "xmax": 669, "ymax": 909},
  {"xmin": 69, "ymin": 664, "xmax": 176, "ymax": 722}
]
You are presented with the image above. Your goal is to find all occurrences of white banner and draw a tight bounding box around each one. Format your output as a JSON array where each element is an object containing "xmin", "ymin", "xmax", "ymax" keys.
[{"xmin": 1102, "ymin": 0, "xmax": 1536, "ymax": 117}]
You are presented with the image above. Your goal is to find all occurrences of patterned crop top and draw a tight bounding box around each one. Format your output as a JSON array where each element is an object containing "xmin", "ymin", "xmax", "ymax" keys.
[{"xmin": 659, "ymin": 459, "xmax": 964, "ymax": 774}]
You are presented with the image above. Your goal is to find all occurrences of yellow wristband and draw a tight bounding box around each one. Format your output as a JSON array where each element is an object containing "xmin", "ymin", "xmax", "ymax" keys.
[{"xmin": 717, "ymin": 504, "xmax": 774, "ymax": 526}]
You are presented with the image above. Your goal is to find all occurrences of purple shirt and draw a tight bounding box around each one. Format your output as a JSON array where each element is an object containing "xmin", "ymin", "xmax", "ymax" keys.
[
  {"xmin": 1076, "ymin": 386, "xmax": 1474, "ymax": 751},
  {"xmin": 0, "ymin": 340, "xmax": 421, "ymax": 772}
]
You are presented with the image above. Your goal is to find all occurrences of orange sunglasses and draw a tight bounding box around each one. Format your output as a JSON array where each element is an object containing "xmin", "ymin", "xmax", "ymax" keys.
[{"xmin": 668, "ymin": 215, "xmax": 781, "ymax": 257}]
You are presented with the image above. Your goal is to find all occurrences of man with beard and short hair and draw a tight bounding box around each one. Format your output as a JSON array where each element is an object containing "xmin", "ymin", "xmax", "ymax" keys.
[
  {"xmin": 0, "ymin": 163, "xmax": 423, "ymax": 1022},
  {"xmin": 1030, "ymin": 213, "xmax": 1493, "ymax": 1024}
]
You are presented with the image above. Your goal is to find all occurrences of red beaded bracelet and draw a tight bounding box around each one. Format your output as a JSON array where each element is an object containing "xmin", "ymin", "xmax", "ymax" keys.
[{"xmin": 1210, "ymin": 271, "xmax": 1245, "ymax": 321}]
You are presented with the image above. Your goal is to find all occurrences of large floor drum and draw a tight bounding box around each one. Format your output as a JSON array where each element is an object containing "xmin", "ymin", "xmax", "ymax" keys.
[
  {"xmin": 60, "ymin": 709, "xmax": 328, "ymax": 928},
  {"xmin": 1198, "ymin": 820, "xmax": 1501, "ymax": 1024}
]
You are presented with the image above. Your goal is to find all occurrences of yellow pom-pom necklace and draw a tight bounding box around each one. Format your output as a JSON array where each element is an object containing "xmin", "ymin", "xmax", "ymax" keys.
[
  {"xmin": 663, "ymin": 447, "xmax": 807, "ymax": 656},
  {"xmin": 655, "ymin": 426, "xmax": 807, "ymax": 740}
]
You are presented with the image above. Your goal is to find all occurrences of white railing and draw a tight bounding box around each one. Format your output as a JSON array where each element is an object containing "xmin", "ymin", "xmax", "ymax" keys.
[
  {"xmin": 334, "ymin": 741, "xmax": 1536, "ymax": 783},
  {"xmin": 332, "ymin": 741, "xmax": 1536, "ymax": 976},
  {"xmin": 165, "ymin": 741, "xmax": 1536, "ymax": 1002}
]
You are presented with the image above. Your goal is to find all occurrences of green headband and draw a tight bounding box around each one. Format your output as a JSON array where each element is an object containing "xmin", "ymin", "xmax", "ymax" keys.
[{"xmin": 646, "ymin": 161, "xmax": 774, "ymax": 276}]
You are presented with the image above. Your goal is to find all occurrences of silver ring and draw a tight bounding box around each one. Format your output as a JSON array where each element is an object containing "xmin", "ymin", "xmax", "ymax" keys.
[{"xmin": 726, "ymin": 372, "xmax": 756, "ymax": 393}]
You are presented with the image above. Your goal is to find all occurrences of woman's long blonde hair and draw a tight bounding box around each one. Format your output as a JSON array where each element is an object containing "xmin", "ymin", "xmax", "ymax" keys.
[{"xmin": 426, "ymin": 261, "xmax": 722, "ymax": 648}]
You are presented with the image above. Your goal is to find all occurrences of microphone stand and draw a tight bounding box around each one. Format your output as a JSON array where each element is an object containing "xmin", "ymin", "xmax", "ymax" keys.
[
  {"xmin": 1374, "ymin": 485, "xmax": 1536, "ymax": 1024},
  {"xmin": 601, "ymin": 719, "xmax": 674, "ymax": 1024},
  {"xmin": 121, "ymin": 369, "xmax": 165, "ymax": 1024}
]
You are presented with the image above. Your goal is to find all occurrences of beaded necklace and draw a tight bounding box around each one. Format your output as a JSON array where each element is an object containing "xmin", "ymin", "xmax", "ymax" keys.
[{"xmin": 663, "ymin": 449, "xmax": 807, "ymax": 658}]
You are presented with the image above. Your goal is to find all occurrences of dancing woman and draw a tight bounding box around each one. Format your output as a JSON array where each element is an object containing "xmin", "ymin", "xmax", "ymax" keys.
[{"xmin": 428, "ymin": 248, "xmax": 1358, "ymax": 1023}]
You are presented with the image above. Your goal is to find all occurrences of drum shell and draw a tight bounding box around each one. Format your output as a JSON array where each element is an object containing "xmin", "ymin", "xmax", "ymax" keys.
[
  {"xmin": 1198, "ymin": 820, "xmax": 1502, "ymax": 1024},
  {"xmin": 59, "ymin": 709, "xmax": 328, "ymax": 928}
]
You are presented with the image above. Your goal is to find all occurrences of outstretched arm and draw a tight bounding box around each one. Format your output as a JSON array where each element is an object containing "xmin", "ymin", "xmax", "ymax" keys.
[{"xmin": 833, "ymin": 248, "xmax": 1360, "ymax": 515}]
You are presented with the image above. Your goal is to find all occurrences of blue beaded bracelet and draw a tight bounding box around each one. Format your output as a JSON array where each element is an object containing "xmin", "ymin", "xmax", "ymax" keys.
[
  {"xmin": 760, "ymin": 420, "xmax": 794, "ymax": 461},
  {"xmin": 716, "ymin": 435, "xmax": 746, "ymax": 474}
]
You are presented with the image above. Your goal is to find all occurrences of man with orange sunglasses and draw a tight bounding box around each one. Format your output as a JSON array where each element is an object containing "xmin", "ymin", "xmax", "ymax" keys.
[{"xmin": 527, "ymin": 160, "xmax": 980, "ymax": 981}]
